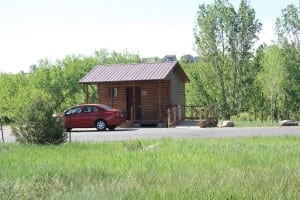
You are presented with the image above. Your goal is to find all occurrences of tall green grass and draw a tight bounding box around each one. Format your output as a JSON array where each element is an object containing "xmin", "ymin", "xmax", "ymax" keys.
[
  {"xmin": 0, "ymin": 136, "xmax": 299, "ymax": 199},
  {"xmin": 233, "ymin": 120, "xmax": 276, "ymax": 127}
]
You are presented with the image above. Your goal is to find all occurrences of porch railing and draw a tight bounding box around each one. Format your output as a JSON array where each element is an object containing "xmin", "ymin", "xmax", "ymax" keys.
[{"xmin": 167, "ymin": 105, "xmax": 218, "ymax": 128}]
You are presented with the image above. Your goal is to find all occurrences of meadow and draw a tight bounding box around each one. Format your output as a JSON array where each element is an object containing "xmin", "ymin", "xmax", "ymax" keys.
[{"xmin": 0, "ymin": 136, "xmax": 299, "ymax": 199}]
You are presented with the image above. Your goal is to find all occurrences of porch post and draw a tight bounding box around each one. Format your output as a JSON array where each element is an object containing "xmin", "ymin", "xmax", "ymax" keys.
[
  {"xmin": 178, "ymin": 105, "xmax": 182, "ymax": 121},
  {"xmin": 133, "ymin": 82, "xmax": 136, "ymax": 120},
  {"xmin": 97, "ymin": 84, "xmax": 100, "ymax": 103},
  {"xmin": 158, "ymin": 81, "xmax": 162, "ymax": 121},
  {"xmin": 84, "ymin": 84, "xmax": 89, "ymax": 103},
  {"xmin": 168, "ymin": 108, "xmax": 171, "ymax": 127}
]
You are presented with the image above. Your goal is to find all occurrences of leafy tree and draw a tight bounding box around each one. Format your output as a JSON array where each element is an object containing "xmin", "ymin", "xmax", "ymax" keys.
[
  {"xmin": 251, "ymin": 44, "xmax": 266, "ymax": 120},
  {"xmin": 56, "ymin": 55, "xmax": 99, "ymax": 107},
  {"xmin": 257, "ymin": 45, "xmax": 285, "ymax": 121},
  {"xmin": 28, "ymin": 56, "xmax": 98, "ymax": 112},
  {"xmin": 11, "ymin": 90, "xmax": 67, "ymax": 144},
  {"xmin": 94, "ymin": 49, "xmax": 141, "ymax": 64},
  {"xmin": 275, "ymin": 3, "xmax": 300, "ymax": 120},
  {"xmin": 276, "ymin": 4, "xmax": 300, "ymax": 47},
  {"xmin": 183, "ymin": 61, "xmax": 218, "ymax": 106},
  {"xmin": 0, "ymin": 73, "xmax": 29, "ymax": 122},
  {"xmin": 281, "ymin": 46, "xmax": 300, "ymax": 119},
  {"xmin": 194, "ymin": 0, "xmax": 261, "ymax": 119}
]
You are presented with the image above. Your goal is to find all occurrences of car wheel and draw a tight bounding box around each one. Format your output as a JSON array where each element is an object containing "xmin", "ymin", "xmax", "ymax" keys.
[
  {"xmin": 108, "ymin": 125, "xmax": 116, "ymax": 131},
  {"xmin": 96, "ymin": 119, "xmax": 107, "ymax": 131}
]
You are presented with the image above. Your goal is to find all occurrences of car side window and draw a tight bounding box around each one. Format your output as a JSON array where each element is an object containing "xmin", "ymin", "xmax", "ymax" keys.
[
  {"xmin": 91, "ymin": 106, "xmax": 98, "ymax": 112},
  {"xmin": 83, "ymin": 106, "xmax": 98, "ymax": 113},
  {"xmin": 83, "ymin": 106, "xmax": 92, "ymax": 113},
  {"xmin": 65, "ymin": 107, "xmax": 82, "ymax": 115}
]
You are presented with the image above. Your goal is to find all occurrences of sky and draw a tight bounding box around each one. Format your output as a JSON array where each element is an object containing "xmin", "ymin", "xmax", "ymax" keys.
[{"xmin": 0, "ymin": 0, "xmax": 299, "ymax": 73}]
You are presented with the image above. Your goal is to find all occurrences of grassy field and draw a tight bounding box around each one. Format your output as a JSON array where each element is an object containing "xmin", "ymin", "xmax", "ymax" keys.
[{"xmin": 0, "ymin": 136, "xmax": 299, "ymax": 199}]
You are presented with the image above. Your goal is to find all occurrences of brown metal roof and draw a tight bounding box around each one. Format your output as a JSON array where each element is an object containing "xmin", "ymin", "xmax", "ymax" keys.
[{"xmin": 79, "ymin": 61, "xmax": 189, "ymax": 83}]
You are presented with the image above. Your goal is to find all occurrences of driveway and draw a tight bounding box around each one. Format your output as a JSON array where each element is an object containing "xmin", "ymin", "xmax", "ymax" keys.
[{"xmin": 1, "ymin": 125, "xmax": 299, "ymax": 143}]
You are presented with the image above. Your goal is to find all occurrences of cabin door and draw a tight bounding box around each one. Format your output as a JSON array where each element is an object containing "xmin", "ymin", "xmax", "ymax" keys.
[{"xmin": 126, "ymin": 87, "xmax": 142, "ymax": 120}]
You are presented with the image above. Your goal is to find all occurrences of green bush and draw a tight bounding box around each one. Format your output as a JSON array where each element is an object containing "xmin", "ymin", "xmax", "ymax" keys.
[
  {"xmin": 231, "ymin": 112, "xmax": 255, "ymax": 121},
  {"xmin": 11, "ymin": 91, "xmax": 67, "ymax": 144}
]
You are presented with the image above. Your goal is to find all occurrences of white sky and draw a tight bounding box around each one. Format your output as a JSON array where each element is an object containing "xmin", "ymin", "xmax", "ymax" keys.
[{"xmin": 0, "ymin": 0, "xmax": 298, "ymax": 73}]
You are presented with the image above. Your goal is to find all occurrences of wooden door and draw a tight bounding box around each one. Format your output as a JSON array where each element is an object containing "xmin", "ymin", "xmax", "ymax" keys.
[
  {"xmin": 126, "ymin": 87, "xmax": 142, "ymax": 120},
  {"xmin": 135, "ymin": 87, "xmax": 142, "ymax": 120}
]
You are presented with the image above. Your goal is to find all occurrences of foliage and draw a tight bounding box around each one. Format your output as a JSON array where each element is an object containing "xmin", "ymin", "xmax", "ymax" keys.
[
  {"xmin": 276, "ymin": 3, "xmax": 300, "ymax": 47},
  {"xmin": 281, "ymin": 46, "xmax": 300, "ymax": 120},
  {"xmin": 194, "ymin": 0, "xmax": 262, "ymax": 119},
  {"xmin": 275, "ymin": 3, "xmax": 300, "ymax": 120},
  {"xmin": 0, "ymin": 73, "xmax": 28, "ymax": 121},
  {"xmin": 257, "ymin": 45, "xmax": 285, "ymax": 121},
  {"xmin": 0, "ymin": 137, "xmax": 299, "ymax": 199},
  {"xmin": 182, "ymin": 61, "xmax": 218, "ymax": 106},
  {"xmin": 11, "ymin": 90, "xmax": 67, "ymax": 144},
  {"xmin": 231, "ymin": 112, "xmax": 254, "ymax": 121}
]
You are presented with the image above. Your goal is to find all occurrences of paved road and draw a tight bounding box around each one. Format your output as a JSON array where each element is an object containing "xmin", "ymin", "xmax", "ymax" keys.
[{"xmin": 1, "ymin": 125, "xmax": 299, "ymax": 143}]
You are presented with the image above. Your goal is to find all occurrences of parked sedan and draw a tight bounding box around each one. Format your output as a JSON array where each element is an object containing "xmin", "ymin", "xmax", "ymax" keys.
[{"xmin": 63, "ymin": 104, "xmax": 124, "ymax": 131}]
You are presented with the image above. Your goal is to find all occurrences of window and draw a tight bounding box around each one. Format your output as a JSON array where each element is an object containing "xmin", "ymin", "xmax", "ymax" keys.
[
  {"xmin": 65, "ymin": 107, "xmax": 82, "ymax": 115},
  {"xmin": 83, "ymin": 106, "xmax": 92, "ymax": 113},
  {"xmin": 91, "ymin": 106, "xmax": 98, "ymax": 112},
  {"xmin": 83, "ymin": 106, "xmax": 98, "ymax": 113},
  {"xmin": 109, "ymin": 88, "xmax": 118, "ymax": 98}
]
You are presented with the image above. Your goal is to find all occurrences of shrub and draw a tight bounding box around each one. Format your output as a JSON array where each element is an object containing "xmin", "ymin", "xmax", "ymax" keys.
[
  {"xmin": 11, "ymin": 91, "xmax": 67, "ymax": 144},
  {"xmin": 231, "ymin": 112, "xmax": 254, "ymax": 121}
]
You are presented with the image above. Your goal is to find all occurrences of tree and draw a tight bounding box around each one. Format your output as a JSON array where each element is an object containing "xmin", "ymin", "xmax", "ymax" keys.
[
  {"xmin": 257, "ymin": 45, "xmax": 285, "ymax": 121},
  {"xmin": 252, "ymin": 44, "xmax": 266, "ymax": 120},
  {"xmin": 194, "ymin": 0, "xmax": 261, "ymax": 119},
  {"xmin": 275, "ymin": 3, "xmax": 300, "ymax": 120},
  {"xmin": 182, "ymin": 61, "xmax": 218, "ymax": 106},
  {"xmin": 276, "ymin": 4, "xmax": 300, "ymax": 47},
  {"xmin": 0, "ymin": 73, "xmax": 29, "ymax": 122},
  {"xmin": 11, "ymin": 90, "xmax": 67, "ymax": 144}
]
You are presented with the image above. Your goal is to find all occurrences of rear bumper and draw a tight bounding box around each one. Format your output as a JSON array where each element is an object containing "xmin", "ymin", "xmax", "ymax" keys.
[{"xmin": 107, "ymin": 118, "xmax": 125, "ymax": 126}]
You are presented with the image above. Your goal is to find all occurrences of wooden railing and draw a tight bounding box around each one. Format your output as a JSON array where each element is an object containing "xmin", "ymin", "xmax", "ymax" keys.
[{"xmin": 167, "ymin": 105, "xmax": 218, "ymax": 128}]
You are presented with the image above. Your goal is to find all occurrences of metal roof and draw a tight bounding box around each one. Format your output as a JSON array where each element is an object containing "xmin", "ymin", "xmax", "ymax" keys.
[{"xmin": 79, "ymin": 61, "xmax": 189, "ymax": 83}]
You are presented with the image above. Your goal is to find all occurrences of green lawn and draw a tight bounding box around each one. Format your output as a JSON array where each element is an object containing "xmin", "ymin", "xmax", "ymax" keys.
[{"xmin": 0, "ymin": 136, "xmax": 299, "ymax": 199}]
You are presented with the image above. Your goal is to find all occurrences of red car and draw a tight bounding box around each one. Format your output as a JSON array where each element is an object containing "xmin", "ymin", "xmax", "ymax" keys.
[{"xmin": 63, "ymin": 104, "xmax": 124, "ymax": 131}]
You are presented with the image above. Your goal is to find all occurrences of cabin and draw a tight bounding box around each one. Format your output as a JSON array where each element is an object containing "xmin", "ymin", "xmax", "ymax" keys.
[{"xmin": 79, "ymin": 61, "xmax": 190, "ymax": 126}]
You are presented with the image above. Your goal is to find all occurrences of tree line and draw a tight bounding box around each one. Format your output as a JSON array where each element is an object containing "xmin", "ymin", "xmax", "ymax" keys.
[
  {"xmin": 183, "ymin": 0, "xmax": 300, "ymax": 121},
  {"xmin": 0, "ymin": 0, "xmax": 299, "ymax": 128}
]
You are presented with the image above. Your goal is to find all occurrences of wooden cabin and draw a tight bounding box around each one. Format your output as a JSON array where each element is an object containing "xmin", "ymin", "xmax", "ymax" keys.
[{"xmin": 79, "ymin": 61, "xmax": 190, "ymax": 126}]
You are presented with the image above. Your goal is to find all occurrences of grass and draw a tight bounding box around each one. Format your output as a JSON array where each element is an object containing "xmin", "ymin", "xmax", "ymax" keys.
[
  {"xmin": 0, "ymin": 136, "xmax": 299, "ymax": 199},
  {"xmin": 232, "ymin": 120, "xmax": 277, "ymax": 127}
]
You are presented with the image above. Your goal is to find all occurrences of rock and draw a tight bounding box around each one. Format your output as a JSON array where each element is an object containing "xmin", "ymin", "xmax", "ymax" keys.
[
  {"xmin": 198, "ymin": 118, "xmax": 218, "ymax": 128},
  {"xmin": 278, "ymin": 120, "xmax": 298, "ymax": 126},
  {"xmin": 219, "ymin": 120, "xmax": 235, "ymax": 127}
]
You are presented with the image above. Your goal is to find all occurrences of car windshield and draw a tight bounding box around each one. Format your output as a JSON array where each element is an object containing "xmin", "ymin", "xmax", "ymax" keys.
[{"xmin": 100, "ymin": 104, "xmax": 113, "ymax": 110}]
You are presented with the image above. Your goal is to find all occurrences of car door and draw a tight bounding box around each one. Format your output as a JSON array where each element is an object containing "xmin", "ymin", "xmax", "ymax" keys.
[
  {"xmin": 64, "ymin": 106, "xmax": 84, "ymax": 128},
  {"xmin": 81, "ymin": 106, "xmax": 99, "ymax": 127}
]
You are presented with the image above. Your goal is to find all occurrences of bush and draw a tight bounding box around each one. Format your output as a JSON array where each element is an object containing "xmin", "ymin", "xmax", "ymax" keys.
[
  {"xmin": 231, "ymin": 112, "xmax": 254, "ymax": 121},
  {"xmin": 11, "ymin": 91, "xmax": 67, "ymax": 144}
]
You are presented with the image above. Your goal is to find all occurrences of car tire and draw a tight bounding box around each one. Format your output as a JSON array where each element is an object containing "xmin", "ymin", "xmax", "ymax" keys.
[
  {"xmin": 108, "ymin": 125, "xmax": 116, "ymax": 131},
  {"xmin": 96, "ymin": 119, "xmax": 107, "ymax": 131}
]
